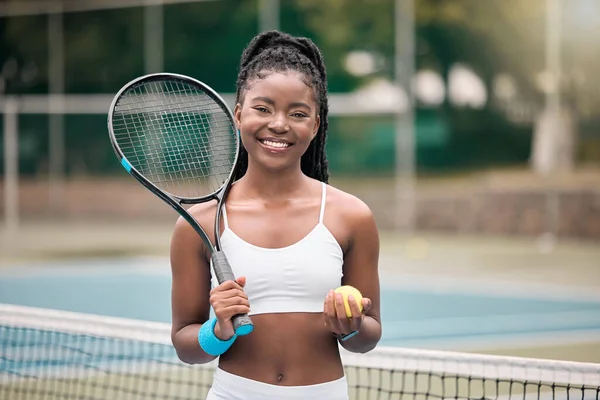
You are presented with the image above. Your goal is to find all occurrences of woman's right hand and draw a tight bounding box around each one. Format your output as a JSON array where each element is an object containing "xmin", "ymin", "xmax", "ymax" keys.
[{"xmin": 209, "ymin": 276, "xmax": 250, "ymax": 340}]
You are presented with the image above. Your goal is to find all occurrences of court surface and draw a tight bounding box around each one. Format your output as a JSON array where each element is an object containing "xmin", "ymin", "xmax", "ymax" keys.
[{"xmin": 1, "ymin": 255, "xmax": 599, "ymax": 359}]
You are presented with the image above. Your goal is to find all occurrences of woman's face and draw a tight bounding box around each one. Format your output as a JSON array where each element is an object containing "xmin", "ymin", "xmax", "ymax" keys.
[{"xmin": 234, "ymin": 71, "xmax": 320, "ymax": 174}]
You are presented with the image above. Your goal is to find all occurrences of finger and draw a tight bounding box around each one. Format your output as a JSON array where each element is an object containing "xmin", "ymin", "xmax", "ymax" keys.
[
  {"xmin": 323, "ymin": 290, "xmax": 338, "ymax": 332},
  {"xmin": 214, "ymin": 305, "xmax": 251, "ymax": 321},
  {"xmin": 226, "ymin": 279, "xmax": 244, "ymax": 291},
  {"xmin": 347, "ymin": 295, "xmax": 364, "ymax": 331},
  {"xmin": 348, "ymin": 295, "xmax": 363, "ymax": 318},
  {"xmin": 210, "ymin": 280, "xmax": 243, "ymax": 295},
  {"xmin": 324, "ymin": 290, "xmax": 337, "ymax": 316},
  {"xmin": 235, "ymin": 276, "xmax": 247, "ymax": 288},
  {"xmin": 221, "ymin": 288, "xmax": 248, "ymax": 300},
  {"xmin": 335, "ymin": 293, "xmax": 352, "ymax": 332},
  {"xmin": 214, "ymin": 302, "xmax": 251, "ymax": 315},
  {"xmin": 334, "ymin": 293, "xmax": 349, "ymax": 319},
  {"xmin": 210, "ymin": 294, "xmax": 250, "ymax": 317},
  {"xmin": 220, "ymin": 280, "xmax": 241, "ymax": 289},
  {"xmin": 211, "ymin": 283, "xmax": 247, "ymax": 298},
  {"xmin": 212, "ymin": 291, "xmax": 250, "ymax": 307},
  {"xmin": 212, "ymin": 294, "xmax": 250, "ymax": 309},
  {"xmin": 361, "ymin": 298, "xmax": 372, "ymax": 314},
  {"xmin": 210, "ymin": 296, "xmax": 250, "ymax": 312},
  {"xmin": 216, "ymin": 297, "xmax": 250, "ymax": 309}
]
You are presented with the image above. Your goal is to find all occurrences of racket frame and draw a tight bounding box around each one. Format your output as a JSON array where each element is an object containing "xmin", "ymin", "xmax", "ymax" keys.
[{"xmin": 107, "ymin": 72, "xmax": 253, "ymax": 336}]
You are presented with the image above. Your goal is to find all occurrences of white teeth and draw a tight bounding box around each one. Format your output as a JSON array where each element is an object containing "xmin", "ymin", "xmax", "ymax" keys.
[{"xmin": 262, "ymin": 140, "xmax": 290, "ymax": 148}]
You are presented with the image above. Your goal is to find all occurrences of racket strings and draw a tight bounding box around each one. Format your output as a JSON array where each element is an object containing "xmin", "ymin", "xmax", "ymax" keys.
[
  {"xmin": 111, "ymin": 79, "xmax": 237, "ymax": 199},
  {"xmin": 115, "ymin": 81, "xmax": 233, "ymax": 189}
]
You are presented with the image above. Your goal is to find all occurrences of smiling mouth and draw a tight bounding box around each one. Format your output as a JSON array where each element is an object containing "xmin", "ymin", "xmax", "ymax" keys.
[{"xmin": 258, "ymin": 139, "xmax": 293, "ymax": 149}]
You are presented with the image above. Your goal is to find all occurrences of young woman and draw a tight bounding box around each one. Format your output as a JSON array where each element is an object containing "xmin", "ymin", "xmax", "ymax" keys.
[{"xmin": 169, "ymin": 30, "xmax": 382, "ymax": 399}]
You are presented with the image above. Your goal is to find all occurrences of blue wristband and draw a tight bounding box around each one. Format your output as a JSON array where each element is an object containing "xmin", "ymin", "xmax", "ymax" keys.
[
  {"xmin": 340, "ymin": 330, "xmax": 359, "ymax": 341},
  {"xmin": 198, "ymin": 317, "xmax": 237, "ymax": 356},
  {"xmin": 333, "ymin": 330, "xmax": 359, "ymax": 342}
]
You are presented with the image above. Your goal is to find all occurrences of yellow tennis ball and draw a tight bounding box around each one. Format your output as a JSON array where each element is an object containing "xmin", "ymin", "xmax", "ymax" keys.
[{"xmin": 335, "ymin": 285, "xmax": 363, "ymax": 318}]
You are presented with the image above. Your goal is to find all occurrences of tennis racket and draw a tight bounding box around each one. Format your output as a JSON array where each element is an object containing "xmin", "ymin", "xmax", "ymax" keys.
[{"xmin": 107, "ymin": 72, "xmax": 254, "ymax": 336}]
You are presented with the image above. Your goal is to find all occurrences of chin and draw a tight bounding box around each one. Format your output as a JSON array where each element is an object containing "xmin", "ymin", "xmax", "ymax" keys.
[
  {"xmin": 249, "ymin": 152, "xmax": 298, "ymax": 173},
  {"xmin": 257, "ymin": 157, "xmax": 297, "ymax": 173}
]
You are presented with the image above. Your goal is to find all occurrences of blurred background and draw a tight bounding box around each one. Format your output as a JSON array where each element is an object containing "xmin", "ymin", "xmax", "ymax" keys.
[{"xmin": 1, "ymin": 0, "xmax": 599, "ymax": 363}]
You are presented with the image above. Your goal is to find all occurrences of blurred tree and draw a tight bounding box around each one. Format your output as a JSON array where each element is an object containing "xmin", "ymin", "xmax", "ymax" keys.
[
  {"xmin": 296, "ymin": 0, "xmax": 599, "ymax": 171},
  {"xmin": 1, "ymin": 0, "xmax": 598, "ymax": 172},
  {"xmin": 0, "ymin": 0, "xmax": 258, "ymax": 94}
]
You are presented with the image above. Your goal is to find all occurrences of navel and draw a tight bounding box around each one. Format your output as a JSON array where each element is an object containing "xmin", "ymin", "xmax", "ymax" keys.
[{"xmin": 276, "ymin": 373, "xmax": 284, "ymax": 383}]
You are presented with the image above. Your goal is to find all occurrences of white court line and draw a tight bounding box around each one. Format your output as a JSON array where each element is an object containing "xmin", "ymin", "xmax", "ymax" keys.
[
  {"xmin": 382, "ymin": 310, "xmax": 600, "ymax": 339},
  {"xmin": 0, "ymin": 256, "xmax": 171, "ymax": 277},
  {"xmin": 379, "ymin": 270, "xmax": 600, "ymax": 302},
  {"xmin": 384, "ymin": 329, "xmax": 600, "ymax": 352}
]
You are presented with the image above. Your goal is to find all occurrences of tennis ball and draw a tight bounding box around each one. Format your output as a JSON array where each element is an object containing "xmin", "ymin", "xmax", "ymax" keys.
[{"xmin": 334, "ymin": 285, "xmax": 363, "ymax": 318}]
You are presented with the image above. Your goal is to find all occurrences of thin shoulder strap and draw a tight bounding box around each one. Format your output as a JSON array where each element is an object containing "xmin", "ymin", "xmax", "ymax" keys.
[
  {"xmin": 221, "ymin": 203, "xmax": 229, "ymax": 229},
  {"xmin": 319, "ymin": 181, "xmax": 327, "ymax": 223}
]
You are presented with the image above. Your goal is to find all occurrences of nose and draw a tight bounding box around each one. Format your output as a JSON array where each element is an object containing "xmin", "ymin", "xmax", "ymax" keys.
[{"xmin": 267, "ymin": 112, "xmax": 289, "ymax": 134}]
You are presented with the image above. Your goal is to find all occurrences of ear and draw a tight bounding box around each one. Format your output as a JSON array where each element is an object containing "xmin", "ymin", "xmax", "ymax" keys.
[
  {"xmin": 311, "ymin": 114, "xmax": 321, "ymax": 141},
  {"xmin": 234, "ymin": 103, "xmax": 242, "ymax": 131}
]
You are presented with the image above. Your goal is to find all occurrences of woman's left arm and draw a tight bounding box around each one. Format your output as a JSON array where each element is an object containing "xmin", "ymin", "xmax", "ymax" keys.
[{"xmin": 324, "ymin": 197, "xmax": 382, "ymax": 353}]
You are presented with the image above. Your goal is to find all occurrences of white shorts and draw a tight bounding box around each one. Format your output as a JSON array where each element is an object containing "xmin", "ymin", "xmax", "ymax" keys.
[{"xmin": 206, "ymin": 367, "xmax": 350, "ymax": 400}]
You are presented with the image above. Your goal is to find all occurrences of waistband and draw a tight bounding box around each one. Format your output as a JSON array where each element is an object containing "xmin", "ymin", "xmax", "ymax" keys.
[{"xmin": 208, "ymin": 367, "xmax": 349, "ymax": 400}]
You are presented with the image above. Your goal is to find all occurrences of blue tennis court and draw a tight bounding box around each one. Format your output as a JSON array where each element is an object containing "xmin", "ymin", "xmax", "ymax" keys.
[{"xmin": 1, "ymin": 256, "xmax": 600, "ymax": 350}]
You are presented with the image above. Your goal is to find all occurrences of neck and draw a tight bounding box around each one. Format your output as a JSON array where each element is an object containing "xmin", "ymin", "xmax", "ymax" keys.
[{"xmin": 236, "ymin": 160, "xmax": 311, "ymax": 202}]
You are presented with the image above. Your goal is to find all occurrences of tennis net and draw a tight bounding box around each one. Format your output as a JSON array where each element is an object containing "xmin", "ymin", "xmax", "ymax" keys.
[{"xmin": 1, "ymin": 303, "xmax": 599, "ymax": 400}]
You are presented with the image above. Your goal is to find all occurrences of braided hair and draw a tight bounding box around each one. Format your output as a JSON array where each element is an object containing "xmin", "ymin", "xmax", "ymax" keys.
[{"xmin": 234, "ymin": 30, "xmax": 329, "ymax": 183}]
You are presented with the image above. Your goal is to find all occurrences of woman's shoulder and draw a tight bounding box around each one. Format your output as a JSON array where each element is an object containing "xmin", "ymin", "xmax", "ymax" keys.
[
  {"xmin": 322, "ymin": 182, "xmax": 379, "ymax": 253},
  {"xmin": 171, "ymin": 201, "xmax": 219, "ymax": 246},
  {"xmin": 324, "ymin": 182, "xmax": 375, "ymax": 225}
]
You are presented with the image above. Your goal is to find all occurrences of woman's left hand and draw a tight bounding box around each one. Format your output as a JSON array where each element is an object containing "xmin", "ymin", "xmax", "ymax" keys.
[{"xmin": 323, "ymin": 289, "xmax": 372, "ymax": 339}]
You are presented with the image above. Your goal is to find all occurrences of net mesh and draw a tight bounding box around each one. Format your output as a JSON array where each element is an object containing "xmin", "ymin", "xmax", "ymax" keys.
[
  {"xmin": 1, "ymin": 303, "xmax": 599, "ymax": 400},
  {"xmin": 110, "ymin": 76, "xmax": 237, "ymax": 199}
]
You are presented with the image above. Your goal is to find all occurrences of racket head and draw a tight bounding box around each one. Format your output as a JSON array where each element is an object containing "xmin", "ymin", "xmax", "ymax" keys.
[{"xmin": 107, "ymin": 73, "xmax": 239, "ymax": 203}]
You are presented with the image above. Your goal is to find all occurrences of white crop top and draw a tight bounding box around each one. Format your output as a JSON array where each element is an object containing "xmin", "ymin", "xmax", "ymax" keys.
[{"xmin": 211, "ymin": 182, "xmax": 344, "ymax": 315}]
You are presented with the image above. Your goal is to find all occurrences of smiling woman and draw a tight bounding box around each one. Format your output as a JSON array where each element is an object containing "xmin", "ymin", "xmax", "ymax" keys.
[
  {"xmin": 168, "ymin": 30, "xmax": 382, "ymax": 400},
  {"xmin": 232, "ymin": 30, "xmax": 331, "ymax": 183}
]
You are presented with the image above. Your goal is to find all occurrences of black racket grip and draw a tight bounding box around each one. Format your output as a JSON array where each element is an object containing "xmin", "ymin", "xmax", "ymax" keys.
[{"xmin": 211, "ymin": 251, "xmax": 254, "ymax": 336}]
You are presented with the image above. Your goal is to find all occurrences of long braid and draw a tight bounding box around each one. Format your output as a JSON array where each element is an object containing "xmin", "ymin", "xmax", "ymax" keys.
[{"xmin": 234, "ymin": 30, "xmax": 329, "ymax": 183}]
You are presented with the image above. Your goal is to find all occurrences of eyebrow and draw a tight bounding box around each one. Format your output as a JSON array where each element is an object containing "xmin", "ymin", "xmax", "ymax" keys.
[{"xmin": 251, "ymin": 96, "xmax": 312, "ymax": 111}]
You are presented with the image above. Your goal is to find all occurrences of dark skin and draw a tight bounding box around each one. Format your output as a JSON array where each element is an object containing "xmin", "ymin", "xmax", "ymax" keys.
[{"xmin": 170, "ymin": 71, "xmax": 381, "ymax": 386}]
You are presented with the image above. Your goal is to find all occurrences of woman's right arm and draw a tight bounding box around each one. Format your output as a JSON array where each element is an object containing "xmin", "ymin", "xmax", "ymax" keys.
[
  {"xmin": 169, "ymin": 214, "xmax": 215, "ymax": 364},
  {"xmin": 169, "ymin": 209, "xmax": 251, "ymax": 364}
]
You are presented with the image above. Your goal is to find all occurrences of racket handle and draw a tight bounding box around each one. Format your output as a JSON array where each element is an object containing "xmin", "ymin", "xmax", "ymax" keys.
[{"xmin": 211, "ymin": 251, "xmax": 254, "ymax": 336}]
